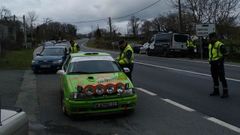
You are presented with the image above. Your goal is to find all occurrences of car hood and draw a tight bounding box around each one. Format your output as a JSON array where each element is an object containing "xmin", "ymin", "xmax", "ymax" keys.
[
  {"xmin": 66, "ymin": 72, "xmax": 133, "ymax": 92},
  {"xmin": 1, "ymin": 109, "xmax": 18, "ymax": 123},
  {"xmin": 34, "ymin": 56, "xmax": 63, "ymax": 61}
]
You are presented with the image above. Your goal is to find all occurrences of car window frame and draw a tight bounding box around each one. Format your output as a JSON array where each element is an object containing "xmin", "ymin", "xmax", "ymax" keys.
[
  {"xmin": 66, "ymin": 60, "xmax": 122, "ymax": 74},
  {"xmin": 63, "ymin": 55, "xmax": 71, "ymax": 72}
]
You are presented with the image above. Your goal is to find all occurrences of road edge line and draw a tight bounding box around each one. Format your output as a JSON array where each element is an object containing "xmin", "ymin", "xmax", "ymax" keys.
[
  {"xmin": 135, "ymin": 61, "xmax": 240, "ymax": 83},
  {"xmin": 162, "ymin": 98, "xmax": 195, "ymax": 112},
  {"xmin": 204, "ymin": 116, "xmax": 240, "ymax": 133},
  {"xmin": 136, "ymin": 88, "xmax": 157, "ymax": 96}
]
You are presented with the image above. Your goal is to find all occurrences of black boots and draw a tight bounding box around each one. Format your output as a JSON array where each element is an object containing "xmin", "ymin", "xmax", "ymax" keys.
[
  {"xmin": 221, "ymin": 88, "xmax": 229, "ymax": 98},
  {"xmin": 210, "ymin": 87, "xmax": 220, "ymax": 96},
  {"xmin": 210, "ymin": 87, "xmax": 229, "ymax": 98}
]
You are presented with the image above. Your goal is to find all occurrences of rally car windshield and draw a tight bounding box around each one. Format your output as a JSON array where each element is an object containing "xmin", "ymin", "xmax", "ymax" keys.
[{"xmin": 67, "ymin": 60, "xmax": 121, "ymax": 74}]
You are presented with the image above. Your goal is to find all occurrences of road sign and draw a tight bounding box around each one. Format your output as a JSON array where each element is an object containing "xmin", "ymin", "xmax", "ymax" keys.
[{"xmin": 196, "ymin": 24, "xmax": 215, "ymax": 37}]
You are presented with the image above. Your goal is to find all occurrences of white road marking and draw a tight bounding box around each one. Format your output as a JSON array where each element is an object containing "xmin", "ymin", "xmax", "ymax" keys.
[
  {"xmin": 162, "ymin": 98, "xmax": 195, "ymax": 112},
  {"xmin": 136, "ymin": 87, "xmax": 157, "ymax": 96},
  {"xmin": 135, "ymin": 61, "xmax": 240, "ymax": 83},
  {"xmin": 168, "ymin": 58, "xmax": 240, "ymax": 68},
  {"xmin": 204, "ymin": 116, "xmax": 240, "ymax": 133}
]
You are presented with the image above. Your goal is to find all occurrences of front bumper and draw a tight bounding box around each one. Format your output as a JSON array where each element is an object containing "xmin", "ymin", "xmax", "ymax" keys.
[
  {"xmin": 31, "ymin": 63, "xmax": 62, "ymax": 71},
  {"xmin": 65, "ymin": 94, "xmax": 137, "ymax": 115}
]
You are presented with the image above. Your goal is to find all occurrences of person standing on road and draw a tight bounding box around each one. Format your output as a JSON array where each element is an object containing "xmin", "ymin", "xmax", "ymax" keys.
[
  {"xmin": 116, "ymin": 40, "xmax": 134, "ymax": 81},
  {"xmin": 208, "ymin": 32, "xmax": 229, "ymax": 98},
  {"xmin": 69, "ymin": 40, "xmax": 80, "ymax": 53},
  {"xmin": 186, "ymin": 37, "xmax": 196, "ymax": 59}
]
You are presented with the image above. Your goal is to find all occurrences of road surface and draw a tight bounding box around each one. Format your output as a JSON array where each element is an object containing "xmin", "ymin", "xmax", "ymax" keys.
[{"xmin": 1, "ymin": 39, "xmax": 240, "ymax": 135}]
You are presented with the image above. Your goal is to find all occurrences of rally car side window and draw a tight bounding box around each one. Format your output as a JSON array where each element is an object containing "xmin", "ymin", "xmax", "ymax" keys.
[{"xmin": 63, "ymin": 56, "xmax": 71, "ymax": 71}]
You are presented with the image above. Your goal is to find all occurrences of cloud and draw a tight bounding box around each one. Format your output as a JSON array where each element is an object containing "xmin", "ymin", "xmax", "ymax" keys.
[{"xmin": 2, "ymin": 0, "xmax": 173, "ymax": 34}]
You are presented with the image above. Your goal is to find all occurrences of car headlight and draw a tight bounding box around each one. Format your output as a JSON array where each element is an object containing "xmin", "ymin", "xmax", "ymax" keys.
[
  {"xmin": 106, "ymin": 84, "xmax": 115, "ymax": 94},
  {"xmin": 53, "ymin": 59, "xmax": 63, "ymax": 64},
  {"xmin": 77, "ymin": 85, "xmax": 83, "ymax": 93},
  {"xmin": 96, "ymin": 85, "xmax": 105, "ymax": 95},
  {"xmin": 70, "ymin": 92, "xmax": 79, "ymax": 100},
  {"xmin": 84, "ymin": 85, "xmax": 95, "ymax": 96},
  {"xmin": 124, "ymin": 83, "xmax": 134, "ymax": 95},
  {"xmin": 117, "ymin": 83, "xmax": 125, "ymax": 95},
  {"xmin": 32, "ymin": 60, "xmax": 38, "ymax": 64}
]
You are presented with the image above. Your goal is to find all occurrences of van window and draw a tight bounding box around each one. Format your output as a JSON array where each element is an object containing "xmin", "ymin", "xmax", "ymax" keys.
[
  {"xmin": 156, "ymin": 34, "xmax": 171, "ymax": 43},
  {"xmin": 174, "ymin": 35, "xmax": 188, "ymax": 42}
]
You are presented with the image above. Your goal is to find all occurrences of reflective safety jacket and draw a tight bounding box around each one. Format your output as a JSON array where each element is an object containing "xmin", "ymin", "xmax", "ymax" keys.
[
  {"xmin": 187, "ymin": 40, "xmax": 196, "ymax": 48},
  {"xmin": 70, "ymin": 43, "xmax": 79, "ymax": 53},
  {"xmin": 208, "ymin": 41, "xmax": 224, "ymax": 61},
  {"xmin": 117, "ymin": 44, "xmax": 134, "ymax": 65}
]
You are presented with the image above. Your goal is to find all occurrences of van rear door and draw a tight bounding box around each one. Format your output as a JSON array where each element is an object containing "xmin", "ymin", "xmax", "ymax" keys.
[{"xmin": 172, "ymin": 34, "xmax": 189, "ymax": 50}]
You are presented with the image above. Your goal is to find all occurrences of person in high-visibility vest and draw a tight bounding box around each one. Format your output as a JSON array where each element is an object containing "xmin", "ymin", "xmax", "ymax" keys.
[
  {"xmin": 186, "ymin": 38, "xmax": 196, "ymax": 59},
  {"xmin": 208, "ymin": 32, "xmax": 228, "ymax": 98},
  {"xmin": 116, "ymin": 40, "xmax": 134, "ymax": 81},
  {"xmin": 70, "ymin": 40, "xmax": 80, "ymax": 53}
]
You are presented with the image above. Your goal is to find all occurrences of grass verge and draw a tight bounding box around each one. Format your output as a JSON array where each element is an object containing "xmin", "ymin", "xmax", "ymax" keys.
[
  {"xmin": 87, "ymin": 39, "xmax": 119, "ymax": 51},
  {"xmin": 0, "ymin": 49, "xmax": 34, "ymax": 70}
]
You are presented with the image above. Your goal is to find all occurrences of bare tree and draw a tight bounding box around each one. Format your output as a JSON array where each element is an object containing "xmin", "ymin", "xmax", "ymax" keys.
[
  {"xmin": 43, "ymin": 17, "xmax": 52, "ymax": 24},
  {"xmin": 27, "ymin": 11, "xmax": 38, "ymax": 28},
  {"xmin": 171, "ymin": 0, "xmax": 240, "ymax": 24},
  {"xmin": 141, "ymin": 20, "xmax": 153, "ymax": 40},
  {"xmin": 27, "ymin": 11, "xmax": 38, "ymax": 43},
  {"xmin": 128, "ymin": 16, "xmax": 141, "ymax": 37},
  {"xmin": 0, "ymin": 6, "xmax": 11, "ymax": 19}
]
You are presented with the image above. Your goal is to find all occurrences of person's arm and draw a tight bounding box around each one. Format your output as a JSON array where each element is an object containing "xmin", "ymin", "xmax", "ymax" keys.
[
  {"xmin": 76, "ymin": 44, "xmax": 80, "ymax": 51},
  {"xmin": 220, "ymin": 44, "xmax": 227, "ymax": 55},
  {"xmin": 125, "ymin": 50, "xmax": 132, "ymax": 63}
]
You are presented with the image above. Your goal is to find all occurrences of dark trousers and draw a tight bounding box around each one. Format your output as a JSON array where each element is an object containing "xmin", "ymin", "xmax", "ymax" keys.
[
  {"xmin": 188, "ymin": 47, "xmax": 195, "ymax": 59},
  {"xmin": 120, "ymin": 64, "xmax": 134, "ymax": 81},
  {"xmin": 210, "ymin": 60, "xmax": 228, "ymax": 89}
]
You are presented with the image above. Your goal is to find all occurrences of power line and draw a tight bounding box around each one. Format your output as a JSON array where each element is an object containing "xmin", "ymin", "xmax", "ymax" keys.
[
  {"xmin": 112, "ymin": 0, "xmax": 161, "ymax": 20},
  {"xmin": 72, "ymin": 0, "xmax": 161, "ymax": 24}
]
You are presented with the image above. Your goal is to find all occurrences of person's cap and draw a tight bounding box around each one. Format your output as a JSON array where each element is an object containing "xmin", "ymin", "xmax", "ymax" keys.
[{"xmin": 118, "ymin": 40, "xmax": 125, "ymax": 46}]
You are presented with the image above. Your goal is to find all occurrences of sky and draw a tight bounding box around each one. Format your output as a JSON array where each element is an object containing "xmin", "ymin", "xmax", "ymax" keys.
[{"xmin": 1, "ymin": 0, "xmax": 175, "ymax": 34}]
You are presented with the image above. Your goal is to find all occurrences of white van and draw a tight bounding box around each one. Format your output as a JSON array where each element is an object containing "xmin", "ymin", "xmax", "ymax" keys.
[
  {"xmin": 147, "ymin": 33, "xmax": 189, "ymax": 56},
  {"xmin": 0, "ymin": 107, "xmax": 28, "ymax": 135}
]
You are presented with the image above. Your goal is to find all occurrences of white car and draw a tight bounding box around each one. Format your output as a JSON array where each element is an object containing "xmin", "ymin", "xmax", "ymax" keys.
[
  {"xmin": 139, "ymin": 42, "xmax": 149, "ymax": 54},
  {"xmin": 0, "ymin": 108, "xmax": 28, "ymax": 135}
]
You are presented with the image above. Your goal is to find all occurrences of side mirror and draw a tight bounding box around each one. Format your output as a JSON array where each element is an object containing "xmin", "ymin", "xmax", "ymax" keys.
[
  {"xmin": 57, "ymin": 70, "xmax": 66, "ymax": 75},
  {"xmin": 123, "ymin": 67, "xmax": 130, "ymax": 73}
]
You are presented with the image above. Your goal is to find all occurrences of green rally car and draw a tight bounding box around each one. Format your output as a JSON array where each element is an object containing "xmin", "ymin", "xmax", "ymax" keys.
[{"xmin": 57, "ymin": 52, "xmax": 137, "ymax": 116}]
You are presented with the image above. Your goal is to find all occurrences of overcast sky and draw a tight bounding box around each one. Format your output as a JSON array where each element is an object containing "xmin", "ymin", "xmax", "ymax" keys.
[{"xmin": 1, "ymin": 0, "xmax": 175, "ymax": 34}]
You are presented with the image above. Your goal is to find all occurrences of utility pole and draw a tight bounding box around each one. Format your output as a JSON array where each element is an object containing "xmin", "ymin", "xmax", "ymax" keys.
[
  {"xmin": 178, "ymin": 0, "xmax": 183, "ymax": 33},
  {"xmin": 23, "ymin": 15, "xmax": 27, "ymax": 48},
  {"xmin": 108, "ymin": 17, "xmax": 112, "ymax": 39}
]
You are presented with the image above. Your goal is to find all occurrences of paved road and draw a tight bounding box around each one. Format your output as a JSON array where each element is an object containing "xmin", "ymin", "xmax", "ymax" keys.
[{"xmin": 2, "ymin": 39, "xmax": 240, "ymax": 134}]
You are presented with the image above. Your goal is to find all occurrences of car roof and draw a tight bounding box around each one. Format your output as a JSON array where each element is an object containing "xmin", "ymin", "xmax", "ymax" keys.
[
  {"xmin": 55, "ymin": 43, "xmax": 68, "ymax": 46},
  {"xmin": 70, "ymin": 52, "xmax": 114, "ymax": 62},
  {"xmin": 70, "ymin": 52, "xmax": 111, "ymax": 57},
  {"xmin": 44, "ymin": 46, "xmax": 66, "ymax": 49}
]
